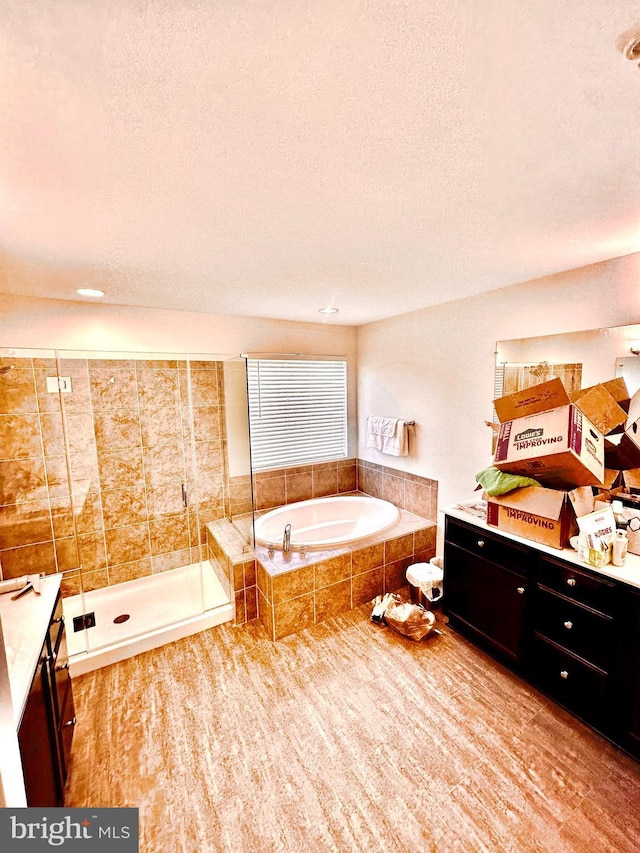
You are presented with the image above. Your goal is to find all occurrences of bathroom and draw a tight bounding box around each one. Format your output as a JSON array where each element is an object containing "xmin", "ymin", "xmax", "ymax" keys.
[
  {"xmin": 2, "ymin": 258, "xmax": 639, "ymax": 662},
  {"xmin": 2, "ymin": 2, "xmax": 640, "ymax": 847},
  {"xmin": 3, "ymin": 263, "xmax": 640, "ymax": 851}
]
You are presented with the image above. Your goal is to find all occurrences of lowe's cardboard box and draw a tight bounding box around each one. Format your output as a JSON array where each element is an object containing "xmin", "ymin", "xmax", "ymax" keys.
[
  {"xmin": 493, "ymin": 404, "xmax": 605, "ymax": 489},
  {"xmin": 485, "ymin": 486, "xmax": 578, "ymax": 549},
  {"xmin": 494, "ymin": 376, "xmax": 629, "ymax": 437},
  {"xmin": 493, "ymin": 377, "xmax": 570, "ymax": 423},
  {"xmin": 570, "ymin": 377, "xmax": 629, "ymax": 435}
]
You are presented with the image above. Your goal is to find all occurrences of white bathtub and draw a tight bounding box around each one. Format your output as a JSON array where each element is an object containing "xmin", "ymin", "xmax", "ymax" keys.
[{"xmin": 253, "ymin": 495, "xmax": 400, "ymax": 550}]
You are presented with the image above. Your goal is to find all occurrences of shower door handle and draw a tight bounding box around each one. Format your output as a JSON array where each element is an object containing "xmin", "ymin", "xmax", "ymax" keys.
[{"xmin": 181, "ymin": 483, "xmax": 189, "ymax": 508}]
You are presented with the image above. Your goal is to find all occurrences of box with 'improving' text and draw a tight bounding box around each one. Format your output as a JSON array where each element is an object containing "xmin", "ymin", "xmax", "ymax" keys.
[
  {"xmin": 493, "ymin": 404, "xmax": 605, "ymax": 490},
  {"xmin": 485, "ymin": 486, "xmax": 578, "ymax": 549}
]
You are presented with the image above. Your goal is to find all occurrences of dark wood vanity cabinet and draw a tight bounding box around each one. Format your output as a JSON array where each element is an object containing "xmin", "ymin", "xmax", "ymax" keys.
[
  {"xmin": 615, "ymin": 587, "xmax": 640, "ymax": 755},
  {"xmin": 530, "ymin": 557, "xmax": 617, "ymax": 730},
  {"xmin": 17, "ymin": 592, "xmax": 75, "ymax": 806},
  {"xmin": 444, "ymin": 517, "xmax": 533, "ymax": 665},
  {"xmin": 17, "ymin": 638, "xmax": 60, "ymax": 806},
  {"xmin": 444, "ymin": 514, "xmax": 640, "ymax": 760}
]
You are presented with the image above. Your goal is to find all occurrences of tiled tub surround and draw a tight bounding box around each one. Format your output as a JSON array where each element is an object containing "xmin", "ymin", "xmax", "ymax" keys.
[
  {"xmin": 251, "ymin": 458, "xmax": 358, "ymax": 511},
  {"xmin": 0, "ymin": 355, "xmax": 238, "ymax": 599},
  {"xmin": 251, "ymin": 457, "xmax": 437, "ymax": 520},
  {"xmin": 357, "ymin": 459, "xmax": 438, "ymax": 520},
  {"xmin": 207, "ymin": 498, "xmax": 437, "ymax": 640},
  {"xmin": 256, "ymin": 506, "xmax": 436, "ymax": 640},
  {"xmin": 215, "ymin": 461, "xmax": 438, "ymax": 636},
  {"xmin": 206, "ymin": 518, "xmax": 258, "ymax": 626}
]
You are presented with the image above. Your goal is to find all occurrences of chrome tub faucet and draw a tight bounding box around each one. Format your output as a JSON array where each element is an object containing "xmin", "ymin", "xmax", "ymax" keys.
[{"xmin": 283, "ymin": 523, "xmax": 292, "ymax": 553}]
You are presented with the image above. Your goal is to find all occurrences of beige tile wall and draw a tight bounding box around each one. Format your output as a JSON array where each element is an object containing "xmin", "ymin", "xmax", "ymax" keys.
[
  {"xmin": 357, "ymin": 459, "xmax": 438, "ymax": 520},
  {"xmin": 252, "ymin": 458, "xmax": 358, "ymax": 511},
  {"xmin": 0, "ymin": 356, "xmax": 231, "ymax": 596},
  {"xmin": 205, "ymin": 518, "xmax": 258, "ymax": 626},
  {"xmin": 251, "ymin": 457, "xmax": 437, "ymax": 521},
  {"xmin": 255, "ymin": 512, "xmax": 437, "ymax": 640}
]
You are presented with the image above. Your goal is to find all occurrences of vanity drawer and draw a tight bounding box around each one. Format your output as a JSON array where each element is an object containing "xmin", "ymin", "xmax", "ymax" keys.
[
  {"xmin": 534, "ymin": 587, "xmax": 614, "ymax": 671},
  {"xmin": 530, "ymin": 635, "xmax": 609, "ymax": 724},
  {"xmin": 445, "ymin": 518, "xmax": 533, "ymax": 573},
  {"xmin": 537, "ymin": 556, "xmax": 616, "ymax": 615}
]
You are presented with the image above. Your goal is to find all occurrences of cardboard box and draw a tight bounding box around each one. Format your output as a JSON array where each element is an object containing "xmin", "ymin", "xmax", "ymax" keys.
[
  {"xmin": 570, "ymin": 379, "xmax": 629, "ymax": 435},
  {"xmin": 568, "ymin": 485, "xmax": 596, "ymax": 518},
  {"xmin": 624, "ymin": 387, "xmax": 640, "ymax": 454},
  {"xmin": 619, "ymin": 468, "xmax": 640, "ymax": 493},
  {"xmin": 593, "ymin": 468, "xmax": 622, "ymax": 502},
  {"xmin": 602, "ymin": 377, "xmax": 631, "ymax": 405},
  {"xmin": 493, "ymin": 377, "xmax": 570, "ymax": 423},
  {"xmin": 494, "ymin": 404, "xmax": 605, "ymax": 489},
  {"xmin": 609, "ymin": 469, "xmax": 640, "ymax": 502},
  {"xmin": 485, "ymin": 486, "xmax": 577, "ymax": 549},
  {"xmin": 604, "ymin": 432, "xmax": 640, "ymax": 469}
]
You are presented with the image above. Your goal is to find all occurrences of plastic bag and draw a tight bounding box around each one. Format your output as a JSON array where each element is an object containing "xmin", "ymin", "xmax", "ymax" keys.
[{"xmin": 371, "ymin": 593, "xmax": 436, "ymax": 641}]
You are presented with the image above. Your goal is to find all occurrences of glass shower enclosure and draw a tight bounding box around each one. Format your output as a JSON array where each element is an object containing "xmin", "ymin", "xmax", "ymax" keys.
[{"xmin": 0, "ymin": 347, "xmax": 253, "ymax": 668}]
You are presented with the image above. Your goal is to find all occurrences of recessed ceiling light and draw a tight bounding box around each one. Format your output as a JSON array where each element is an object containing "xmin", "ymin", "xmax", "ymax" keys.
[
  {"xmin": 319, "ymin": 307, "xmax": 339, "ymax": 315},
  {"xmin": 75, "ymin": 288, "xmax": 105, "ymax": 298}
]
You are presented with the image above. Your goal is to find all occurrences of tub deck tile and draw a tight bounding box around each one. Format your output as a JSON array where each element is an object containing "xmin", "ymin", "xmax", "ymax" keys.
[{"xmin": 208, "ymin": 500, "xmax": 437, "ymax": 639}]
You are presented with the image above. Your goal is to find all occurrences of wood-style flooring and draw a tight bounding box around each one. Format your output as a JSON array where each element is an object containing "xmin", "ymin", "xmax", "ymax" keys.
[{"xmin": 65, "ymin": 605, "xmax": 640, "ymax": 852}]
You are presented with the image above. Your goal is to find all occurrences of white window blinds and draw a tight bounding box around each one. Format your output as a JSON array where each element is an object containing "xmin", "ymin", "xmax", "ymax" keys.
[{"xmin": 247, "ymin": 358, "xmax": 347, "ymax": 471}]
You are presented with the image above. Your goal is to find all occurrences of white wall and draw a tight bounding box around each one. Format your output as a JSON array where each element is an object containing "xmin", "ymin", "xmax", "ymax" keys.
[
  {"xmin": 4, "ymin": 252, "xmax": 640, "ymax": 528},
  {"xmin": 357, "ymin": 253, "xmax": 640, "ymax": 535},
  {"xmin": 0, "ymin": 293, "xmax": 359, "ymax": 456}
]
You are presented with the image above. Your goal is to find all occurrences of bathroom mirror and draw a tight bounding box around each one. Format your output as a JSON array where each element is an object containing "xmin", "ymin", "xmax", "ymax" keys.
[{"xmin": 495, "ymin": 322, "xmax": 640, "ymax": 401}]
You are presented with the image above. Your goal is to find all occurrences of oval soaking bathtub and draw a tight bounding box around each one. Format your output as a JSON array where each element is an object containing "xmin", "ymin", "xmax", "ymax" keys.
[{"xmin": 253, "ymin": 495, "xmax": 400, "ymax": 550}]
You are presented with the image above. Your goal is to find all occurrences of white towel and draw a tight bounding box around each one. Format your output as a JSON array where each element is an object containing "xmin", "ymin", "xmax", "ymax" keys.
[{"xmin": 366, "ymin": 417, "xmax": 409, "ymax": 456}]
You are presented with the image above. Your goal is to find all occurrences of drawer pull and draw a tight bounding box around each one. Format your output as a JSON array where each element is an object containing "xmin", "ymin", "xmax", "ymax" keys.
[
  {"xmin": 560, "ymin": 670, "xmax": 569, "ymax": 680},
  {"xmin": 63, "ymin": 716, "xmax": 76, "ymax": 728},
  {"xmin": 477, "ymin": 540, "xmax": 485, "ymax": 548},
  {"xmin": 563, "ymin": 620, "xmax": 573, "ymax": 630},
  {"xmin": 516, "ymin": 586, "xmax": 525, "ymax": 595},
  {"xmin": 566, "ymin": 578, "xmax": 576, "ymax": 587}
]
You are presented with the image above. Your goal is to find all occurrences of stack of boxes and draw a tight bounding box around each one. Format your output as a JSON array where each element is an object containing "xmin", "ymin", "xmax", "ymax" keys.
[{"xmin": 485, "ymin": 376, "xmax": 639, "ymax": 552}]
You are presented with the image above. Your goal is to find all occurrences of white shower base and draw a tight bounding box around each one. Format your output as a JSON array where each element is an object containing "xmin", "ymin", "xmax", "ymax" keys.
[{"xmin": 64, "ymin": 560, "xmax": 232, "ymax": 676}]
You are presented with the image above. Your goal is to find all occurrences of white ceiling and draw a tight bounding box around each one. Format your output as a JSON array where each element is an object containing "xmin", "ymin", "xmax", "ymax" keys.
[{"xmin": 1, "ymin": 1, "xmax": 639, "ymax": 327}]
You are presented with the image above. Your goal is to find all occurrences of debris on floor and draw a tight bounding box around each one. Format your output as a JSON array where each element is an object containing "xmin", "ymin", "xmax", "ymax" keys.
[{"xmin": 370, "ymin": 592, "xmax": 439, "ymax": 641}]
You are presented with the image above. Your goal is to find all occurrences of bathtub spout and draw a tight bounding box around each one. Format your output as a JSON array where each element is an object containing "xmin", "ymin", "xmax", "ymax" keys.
[{"xmin": 283, "ymin": 524, "xmax": 292, "ymax": 553}]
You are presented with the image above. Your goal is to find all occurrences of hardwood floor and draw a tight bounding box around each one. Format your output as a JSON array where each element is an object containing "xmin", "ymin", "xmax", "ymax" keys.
[{"xmin": 65, "ymin": 605, "xmax": 640, "ymax": 852}]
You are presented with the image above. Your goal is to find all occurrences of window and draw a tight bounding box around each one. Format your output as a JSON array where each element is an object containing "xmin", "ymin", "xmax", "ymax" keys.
[{"xmin": 246, "ymin": 357, "xmax": 347, "ymax": 471}]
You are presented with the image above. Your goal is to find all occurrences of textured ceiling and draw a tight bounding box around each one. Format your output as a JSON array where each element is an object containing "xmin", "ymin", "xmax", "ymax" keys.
[{"xmin": 1, "ymin": 1, "xmax": 639, "ymax": 326}]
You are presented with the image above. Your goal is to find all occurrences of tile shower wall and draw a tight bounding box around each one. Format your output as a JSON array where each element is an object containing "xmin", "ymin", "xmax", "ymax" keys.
[{"xmin": 0, "ymin": 356, "xmax": 228, "ymax": 596}]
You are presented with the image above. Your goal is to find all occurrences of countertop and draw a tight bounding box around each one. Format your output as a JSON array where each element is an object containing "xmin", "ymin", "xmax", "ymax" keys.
[
  {"xmin": 0, "ymin": 573, "xmax": 60, "ymax": 807},
  {"xmin": 443, "ymin": 501, "xmax": 640, "ymax": 592},
  {"xmin": 0, "ymin": 573, "xmax": 61, "ymax": 726}
]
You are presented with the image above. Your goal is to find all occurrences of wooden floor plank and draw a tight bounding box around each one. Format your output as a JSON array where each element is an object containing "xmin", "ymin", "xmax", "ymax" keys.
[{"xmin": 65, "ymin": 607, "xmax": 640, "ymax": 852}]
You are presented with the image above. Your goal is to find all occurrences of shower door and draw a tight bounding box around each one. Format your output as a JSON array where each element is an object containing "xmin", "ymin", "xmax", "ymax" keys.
[
  {"xmin": 0, "ymin": 347, "xmax": 81, "ymax": 604},
  {"xmin": 0, "ymin": 346, "xmax": 251, "ymax": 659}
]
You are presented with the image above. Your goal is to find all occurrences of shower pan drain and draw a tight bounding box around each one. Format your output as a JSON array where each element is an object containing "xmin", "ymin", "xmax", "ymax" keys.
[{"xmin": 113, "ymin": 614, "xmax": 130, "ymax": 624}]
